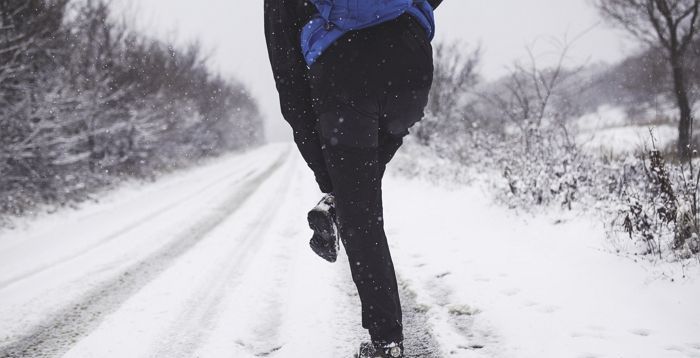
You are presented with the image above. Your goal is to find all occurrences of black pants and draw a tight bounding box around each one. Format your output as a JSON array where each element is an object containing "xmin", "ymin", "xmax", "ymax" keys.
[{"xmin": 307, "ymin": 14, "xmax": 433, "ymax": 344}]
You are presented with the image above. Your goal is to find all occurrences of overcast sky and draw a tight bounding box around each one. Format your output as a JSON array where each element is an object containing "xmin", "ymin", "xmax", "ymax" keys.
[{"xmin": 113, "ymin": 0, "xmax": 635, "ymax": 142}]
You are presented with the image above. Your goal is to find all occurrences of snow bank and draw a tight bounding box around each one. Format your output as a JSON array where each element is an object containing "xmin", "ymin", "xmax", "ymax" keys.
[{"xmin": 383, "ymin": 174, "xmax": 700, "ymax": 357}]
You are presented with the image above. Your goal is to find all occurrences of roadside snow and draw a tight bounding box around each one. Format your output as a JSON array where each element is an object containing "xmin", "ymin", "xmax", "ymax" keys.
[
  {"xmin": 383, "ymin": 175, "xmax": 700, "ymax": 358},
  {"xmin": 578, "ymin": 124, "xmax": 677, "ymax": 155},
  {"xmin": 575, "ymin": 105, "xmax": 677, "ymax": 155}
]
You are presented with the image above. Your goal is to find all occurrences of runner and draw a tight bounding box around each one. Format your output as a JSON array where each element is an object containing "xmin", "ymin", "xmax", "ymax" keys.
[{"xmin": 265, "ymin": 1, "xmax": 442, "ymax": 356}]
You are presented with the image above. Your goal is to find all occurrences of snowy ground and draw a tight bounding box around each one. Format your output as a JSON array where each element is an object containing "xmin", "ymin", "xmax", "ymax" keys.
[
  {"xmin": 575, "ymin": 106, "xmax": 678, "ymax": 156},
  {"xmin": 1, "ymin": 143, "xmax": 700, "ymax": 358}
]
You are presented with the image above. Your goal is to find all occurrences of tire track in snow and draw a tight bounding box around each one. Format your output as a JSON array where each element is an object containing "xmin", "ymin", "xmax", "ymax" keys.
[
  {"xmin": 397, "ymin": 276, "xmax": 444, "ymax": 358},
  {"xmin": 0, "ymin": 162, "xmax": 260, "ymax": 291},
  {"xmin": 336, "ymin": 256, "xmax": 443, "ymax": 357},
  {"xmin": 0, "ymin": 150, "xmax": 290, "ymax": 358},
  {"xmin": 248, "ymin": 173, "xmax": 357, "ymax": 357},
  {"xmin": 333, "ymin": 255, "xmax": 372, "ymax": 355},
  {"xmin": 228, "ymin": 163, "xmax": 307, "ymax": 358},
  {"xmin": 146, "ymin": 156, "xmax": 301, "ymax": 358}
]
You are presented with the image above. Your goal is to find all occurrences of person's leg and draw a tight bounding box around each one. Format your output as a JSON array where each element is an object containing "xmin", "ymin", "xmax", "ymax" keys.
[
  {"xmin": 317, "ymin": 102, "xmax": 404, "ymax": 344},
  {"xmin": 288, "ymin": 114, "xmax": 334, "ymax": 194},
  {"xmin": 374, "ymin": 132, "xmax": 404, "ymax": 230},
  {"xmin": 307, "ymin": 13, "xmax": 434, "ymax": 346},
  {"xmin": 377, "ymin": 131, "xmax": 404, "ymax": 177}
]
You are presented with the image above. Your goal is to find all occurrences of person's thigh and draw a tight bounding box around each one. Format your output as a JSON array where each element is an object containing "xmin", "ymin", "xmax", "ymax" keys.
[
  {"xmin": 317, "ymin": 99, "xmax": 380, "ymax": 148},
  {"xmin": 316, "ymin": 106, "xmax": 382, "ymax": 247},
  {"xmin": 380, "ymin": 86, "xmax": 432, "ymax": 138}
]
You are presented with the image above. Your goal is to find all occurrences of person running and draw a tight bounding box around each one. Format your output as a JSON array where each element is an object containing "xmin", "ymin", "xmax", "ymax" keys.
[{"xmin": 265, "ymin": 1, "xmax": 442, "ymax": 356}]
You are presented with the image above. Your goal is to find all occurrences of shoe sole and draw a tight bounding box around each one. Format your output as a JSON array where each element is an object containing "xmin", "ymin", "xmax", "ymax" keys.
[
  {"xmin": 309, "ymin": 234, "xmax": 338, "ymax": 263},
  {"xmin": 307, "ymin": 209, "xmax": 339, "ymax": 263},
  {"xmin": 307, "ymin": 209, "xmax": 335, "ymax": 239}
]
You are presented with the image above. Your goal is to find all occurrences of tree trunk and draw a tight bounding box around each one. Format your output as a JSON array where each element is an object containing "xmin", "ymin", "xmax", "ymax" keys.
[{"xmin": 671, "ymin": 53, "xmax": 693, "ymax": 161}]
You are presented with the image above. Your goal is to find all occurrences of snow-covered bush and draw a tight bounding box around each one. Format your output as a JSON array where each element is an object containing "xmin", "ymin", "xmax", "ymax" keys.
[
  {"xmin": 615, "ymin": 148, "xmax": 700, "ymax": 259},
  {"xmin": 463, "ymin": 38, "xmax": 595, "ymax": 210},
  {"xmin": 401, "ymin": 38, "xmax": 700, "ymax": 263},
  {"xmin": 499, "ymin": 128, "xmax": 587, "ymax": 210}
]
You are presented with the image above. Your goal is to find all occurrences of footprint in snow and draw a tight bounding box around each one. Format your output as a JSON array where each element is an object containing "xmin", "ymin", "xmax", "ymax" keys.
[
  {"xmin": 448, "ymin": 304, "xmax": 481, "ymax": 317},
  {"xmin": 665, "ymin": 344, "xmax": 700, "ymax": 358},
  {"xmin": 664, "ymin": 345, "xmax": 685, "ymax": 353},
  {"xmin": 435, "ymin": 272, "xmax": 451, "ymax": 279},
  {"xmin": 537, "ymin": 304, "xmax": 560, "ymax": 314},
  {"xmin": 254, "ymin": 345, "xmax": 283, "ymax": 357},
  {"xmin": 448, "ymin": 306, "xmax": 494, "ymax": 355},
  {"xmin": 425, "ymin": 280, "xmax": 452, "ymax": 307},
  {"xmin": 629, "ymin": 328, "xmax": 652, "ymax": 337},
  {"xmin": 456, "ymin": 344, "xmax": 485, "ymax": 350},
  {"xmin": 521, "ymin": 300, "xmax": 538, "ymax": 307}
]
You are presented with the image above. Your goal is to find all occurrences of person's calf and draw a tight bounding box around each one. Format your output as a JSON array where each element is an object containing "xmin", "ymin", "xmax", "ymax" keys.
[{"xmin": 378, "ymin": 131, "xmax": 404, "ymax": 168}]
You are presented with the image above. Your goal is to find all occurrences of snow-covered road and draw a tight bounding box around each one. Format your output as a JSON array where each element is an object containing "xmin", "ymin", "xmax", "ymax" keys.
[{"xmin": 1, "ymin": 143, "xmax": 699, "ymax": 358}]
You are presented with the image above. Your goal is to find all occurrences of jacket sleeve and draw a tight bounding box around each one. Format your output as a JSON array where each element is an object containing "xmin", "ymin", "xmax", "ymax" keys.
[
  {"xmin": 264, "ymin": 0, "xmax": 314, "ymax": 126},
  {"xmin": 264, "ymin": 0, "xmax": 333, "ymax": 193},
  {"xmin": 428, "ymin": 0, "xmax": 443, "ymax": 9}
]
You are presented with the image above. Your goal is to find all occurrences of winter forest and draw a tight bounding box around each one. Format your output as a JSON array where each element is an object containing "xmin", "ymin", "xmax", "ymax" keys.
[
  {"xmin": 1, "ymin": 0, "xmax": 700, "ymax": 357},
  {"xmin": 0, "ymin": 0, "xmax": 263, "ymax": 222}
]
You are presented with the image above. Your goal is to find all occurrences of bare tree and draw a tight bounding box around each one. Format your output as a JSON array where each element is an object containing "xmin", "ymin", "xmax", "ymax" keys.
[
  {"xmin": 483, "ymin": 37, "xmax": 584, "ymax": 152},
  {"xmin": 414, "ymin": 41, "xmax": 480, "ymax": 145},
  {"xmin": 593, "ymin": 0, "xmax": 700, "ymax": 160}
]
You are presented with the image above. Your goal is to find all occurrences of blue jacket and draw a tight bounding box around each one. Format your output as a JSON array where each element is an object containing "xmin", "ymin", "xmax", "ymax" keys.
[{"xmin": 301, "ymin": 0, "xmax": 436, "ymax": 66}]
